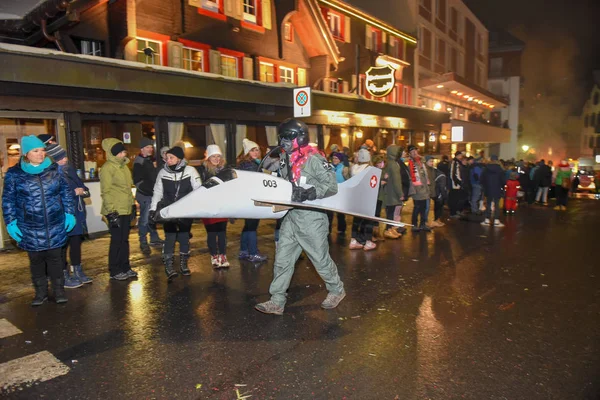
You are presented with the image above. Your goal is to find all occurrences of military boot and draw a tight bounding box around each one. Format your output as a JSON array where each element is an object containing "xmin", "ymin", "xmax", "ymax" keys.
[
  {"xmin": 179, "ymin": 252, "xmax": 191, "ymax": 276},
  {"xmin": 163, "ymin": 254, "xmax": 178, "ymax": 281}
]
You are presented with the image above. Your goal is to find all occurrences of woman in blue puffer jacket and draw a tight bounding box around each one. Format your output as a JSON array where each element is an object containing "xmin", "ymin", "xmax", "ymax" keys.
[{"xmin": 2, "ymin": 135, "xmax": 75, "ymax": 306}]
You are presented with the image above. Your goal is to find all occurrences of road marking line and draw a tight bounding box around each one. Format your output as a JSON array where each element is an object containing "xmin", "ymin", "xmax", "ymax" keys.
[
  {"xmin": 0, "ymin": 319, "xmax": 22, "ymax": 339},
  {"xmin": 0, "ymin": 351, "xmax": 70, "ymax": 392}
]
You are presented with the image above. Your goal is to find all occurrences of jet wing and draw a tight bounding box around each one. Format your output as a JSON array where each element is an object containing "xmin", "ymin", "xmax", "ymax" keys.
[{"xmin": 252, "ymin": 199, "xmax": 410, "ymax": 227}]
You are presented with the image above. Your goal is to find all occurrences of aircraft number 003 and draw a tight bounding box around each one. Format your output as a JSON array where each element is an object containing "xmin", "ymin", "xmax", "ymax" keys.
[{"xmin": 263, "ymin": 179, "xmax": 278, "ymax": 188}]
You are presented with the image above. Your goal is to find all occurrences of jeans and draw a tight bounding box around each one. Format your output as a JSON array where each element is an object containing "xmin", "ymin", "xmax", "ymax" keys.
[
  {"xmin": 485, "ymin": 197, "xmax": 500, "ymax": 220},
  {"xmin": 241, "ymin": 219, "xmax": 260, "ymax": 255},
  {"xmin": 433, "ymin": 198, "xmax": 444, "ymax": 221},
  {"xmin": 108, "ymin": 216, "xmax": 131, "ymax": 276},
  {"xmin": 164, "ymin": 231, "xmax": 190, "ymax": 254},
  {"xmin": 29, "ymin": 248, "xmax": 63, "ymax": 281},
  {"xmin": 136, "ymin": 192, "xmax": 160, "ymax": 243},
  {"xmin": 412, "ymin": 199, "xmax": 427, "ymax": 227},
  {"xmin": 471, "ymin": 184, "xmax": 483, "ymax": 213},
  {"xmin": 205, "ymin": 221, "xmax": 227, "ymax": 256},
  {"xmin": 535, "ymin": 186, "xmax": 549, "ymax": 203}
]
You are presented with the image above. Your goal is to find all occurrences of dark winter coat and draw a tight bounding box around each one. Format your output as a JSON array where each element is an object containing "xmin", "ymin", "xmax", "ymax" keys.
[
  {"xmin": 133, "ymin": 154, "xmax": 158, "ymax": 196},
  {"xmin": 481, "ymin": 162, "xmax": 506, "ymax": 199},
  {"xmin": 2, "ymin": 161, "xmax": 74, "ymax": 251},
  {"xmin": 399, "ymin": 160, "xmax": 411, "ymax": 200},
  {"xmin": 151, "ymin": 161, "xmax": 202, "ymax": 210},
  {"xmin": 60, "ymin": 163, "xmax": 89, "ymax": 237},
  {"xmin": 450, "ymin": 158, "xmax": 463, "ymax": 189},
  {"xmin": 534, "ymin": 163, "xmax": 552, "ymax": 187}
]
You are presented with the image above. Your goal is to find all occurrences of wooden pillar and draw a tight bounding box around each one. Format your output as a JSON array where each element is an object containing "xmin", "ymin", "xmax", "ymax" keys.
[
  {"xmin": 64, "ymin": 112, "xmax": 84, "ymax": 172},
  {"xmin": 155, "ymin": 117, "xmax": 169, "ymax": 168}
]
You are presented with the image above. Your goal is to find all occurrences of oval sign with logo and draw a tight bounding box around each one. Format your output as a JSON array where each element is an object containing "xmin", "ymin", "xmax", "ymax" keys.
[{"xmin": 365, "ymin": 65, "xmax": 396, "ymax": 98}]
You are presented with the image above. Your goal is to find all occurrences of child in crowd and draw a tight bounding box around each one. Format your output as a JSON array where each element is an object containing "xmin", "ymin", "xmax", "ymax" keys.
[{"xmin": 504, "ymin": 171, "xmax": 520, "ymax": 214}]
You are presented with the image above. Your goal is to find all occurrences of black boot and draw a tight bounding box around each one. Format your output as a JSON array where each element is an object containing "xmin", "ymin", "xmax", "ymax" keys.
[
  {"xmin": 163, "ymin": 254, "xmax": 178, "ymax": 281},
  {"xmin": 52, "ymin": 277, "xmax": 68, "ymax": 304},
  {"xmin": 179, "ymin": 252, "xmax": 191, "ymax": 276},
  {"xmin": 31, "ymin": 277, "xmax": 48, "ymax": 307}
]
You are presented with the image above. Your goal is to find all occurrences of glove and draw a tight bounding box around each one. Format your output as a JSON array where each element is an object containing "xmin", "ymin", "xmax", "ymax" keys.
[
  {"xmin": 64, "ymin": 213, "xmax": 76, "ymax": 232},
  {"xmin": 106, "ymin": 212, "xmax": 120, "ymax": 229},
  {"xmin": 292, "ymin": 186, "xmax": 317, "ymax": 202},
  {"xmin": 148, "ymin": 210, "xmax": 157, "ymax": 230},
  {"xmin": 7, "ymin": 220, "xmax": 23, "ymax": 243}
]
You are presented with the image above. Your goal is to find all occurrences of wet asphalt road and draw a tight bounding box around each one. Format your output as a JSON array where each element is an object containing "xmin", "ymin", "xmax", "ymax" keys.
[{"xmin": 0, "ymin": 200, "xmax": 599, "ymax": 400}]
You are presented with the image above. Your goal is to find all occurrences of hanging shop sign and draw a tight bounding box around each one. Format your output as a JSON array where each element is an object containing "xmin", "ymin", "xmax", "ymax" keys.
[{"xmin": 365, "ymin": 65, "xmax": 396, "ymax": 98}]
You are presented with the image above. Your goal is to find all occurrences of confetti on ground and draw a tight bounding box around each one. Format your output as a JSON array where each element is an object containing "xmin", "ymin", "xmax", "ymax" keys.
[
  {"xmin": 368, "ymin": 353, "xmax": 377, "ymax": 357},
  {"xmin": 524, "ymin": 288, "xmax": 529, "ymax": 291},
  {"xmin": 542, "ymin": 284, "xmax": 548, "ymax": 287},
  {"xmin": 235, "ymin": 384, "xmax": 247, "ymax": 387},
  {"xmin": 377, "ymin": 308, "xmax": 387, "ymax": 311},
  {"xmin": 350, "ymin": 315, "xmax": 361, "ymax": 319},
  {"xmin": 411, "ymin": 259, "xmax": 419, "ymax": 262},
  {"xmin": 499, "ymin": 302, "xmax": 516, "ymax": 311},
  {"xmin": 25, "ymin": 341, "xmax": 31, "ymax": 344},
  {"xmin": 71, "ymin": 360, "xmax": 78, "ymax": 364},
  {"xmin": 42, "ymin": 331, "xmax": 48, "ymax": 335},
  {"xmin": 195, "ymin": 384, "xmax": 202, "ymax": 389}
]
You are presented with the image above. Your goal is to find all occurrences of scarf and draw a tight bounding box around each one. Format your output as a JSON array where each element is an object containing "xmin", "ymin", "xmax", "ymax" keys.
[
  {"xmin": 20, "ymin": 157, "xmax": 52, "ymax": 175},
  {"xmin": 408, "ymin": 156, "xmax": 429, "ymax": 186},
  {"xmin": 289, "ymin": 139, "xmax": 324, "ymax": 182}
]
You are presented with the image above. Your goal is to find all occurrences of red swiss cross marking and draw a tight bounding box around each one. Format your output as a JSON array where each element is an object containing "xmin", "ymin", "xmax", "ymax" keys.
[{"xmin": 370, "ymin": 175, "xmax": 378, "ymax": 188}]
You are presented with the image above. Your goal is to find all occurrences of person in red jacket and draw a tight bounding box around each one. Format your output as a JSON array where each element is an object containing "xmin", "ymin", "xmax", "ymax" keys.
[{"xmin": 504, "ymin": 171, "xmax": 520, "ymax": 214}]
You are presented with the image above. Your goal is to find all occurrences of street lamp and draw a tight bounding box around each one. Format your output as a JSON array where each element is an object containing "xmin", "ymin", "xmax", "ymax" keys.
[{"xmin": 522, "ymin": 145, "xmax": 530, "ymax": 152}]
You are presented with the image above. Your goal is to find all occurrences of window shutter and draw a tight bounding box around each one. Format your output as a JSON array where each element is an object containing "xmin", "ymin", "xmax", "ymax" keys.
[
  {"xmin": 167, "ymin": 41, "xmax": 183, "ymax": 68},
  {"xmin": 381, "ymin": 31, "xmax": 387, "ymax": 50},
  {"xmin": 261, "ymin": 0, "xmax": 272, "ymax": 29},
  {"xmin": 243, "ymin": 57, "xmax": 254, "ymax": 80},
  {"xmin": 297, "ymin": 68, "xmax": 307, "ymax": 86},
  {"xmin": 209, "ymin": 50, "xmax": 221, "ymax": 74},
  {"xmin": 224, "ymin": 0, "xmax": 235, "ymax": 18},
  {"xmin": 234, "ymin": 0, "xmax": 243, "ymax": 20},
  {"xmin": 351, "ymin": 74, "xmax": 357, "ymax": 93},
  {"xmin": 365, "ymin": 25, "xmax": 372, "ymax": 50},
  {"xmin": 342, "ymin": 81, "xmax": 349, "ymax": 93},
  {"xmin": 344, "ymin": 16, "xmax": 351, "ymax": 43},
  {"xmin": 389, "ymin": 37, "xmax": 396, "ymax": 57}
]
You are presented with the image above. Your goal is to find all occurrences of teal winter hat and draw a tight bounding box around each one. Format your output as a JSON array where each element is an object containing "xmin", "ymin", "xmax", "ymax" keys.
[{"xmin": 21, "ymin": 135, "xmax": 46, "ymax": 155}]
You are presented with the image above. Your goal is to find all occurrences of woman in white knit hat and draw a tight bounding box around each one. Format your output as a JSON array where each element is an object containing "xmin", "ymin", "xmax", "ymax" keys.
[
  {"xmin": 196, "ymin": 145, "xmax": 231, "ymax": 268},
  {"xmin": 236, "ymin": 138, "xmax": 267, "ymax": 263}
]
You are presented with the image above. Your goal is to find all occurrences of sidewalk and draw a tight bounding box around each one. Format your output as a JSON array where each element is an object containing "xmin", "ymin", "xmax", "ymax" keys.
[{"xmin": 0, "ymin": 219, "xmax": 280, "ymax": 303}]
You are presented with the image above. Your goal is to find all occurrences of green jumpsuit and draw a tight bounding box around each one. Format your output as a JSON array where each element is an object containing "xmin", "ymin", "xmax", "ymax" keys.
[{"xmin": 268, "ymin": 153, "xmax": 345, "ymax": 307}]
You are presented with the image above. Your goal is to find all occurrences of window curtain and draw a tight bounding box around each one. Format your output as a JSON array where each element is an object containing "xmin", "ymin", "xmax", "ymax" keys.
[
  {"xmin": 209, "ymin": 124, "xmax": 227, "ymax": 156},
  {"xmin": 341, "ymin": 128, "xmax": 350, "ymax": 148},
  {"xmin": 308, "ymin": 125, "xmax": 318, "ymax": 146},
  {"xmin": 323, "ymin": 127, "xmax": 331, "ymax": 150},
  {"xmin": 265, "ymin": 126, "xmax": 278, "ymax": 146},
  {"xmin": 235, "ymin": 124, "xmax": 247, "ymax": 157},
  {"xmin": 168, "ymin": 122, "xmax": 184, "ymax": 146}
]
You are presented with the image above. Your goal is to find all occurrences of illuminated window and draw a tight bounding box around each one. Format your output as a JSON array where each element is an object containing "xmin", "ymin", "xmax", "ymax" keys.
[
  {"xmin": 182, "ymin": 47, "xmax": 204, "ymax": 72},
  {"xmin": 329, "ymin": 79, "xmax": 339, "ymax": 93},
  {"xmin": 323, "ymin": 8, "xmax": 344, "ymax": 40},
  {"xmin": 279, "ymin": 66, "xmax": 295, "ymax": 83},
  {"xmin": 284, "ymin": 22, "xmax": 293, "ymax": 42},
  {"xmin": 259, "ymin": 62, "xmax": 275, "ymax": 82},
  {"xmin": 136, "ymin": 38, "xmax": 161, "ymax": 65},
  {"xmin": 202, "ymin": 0, "xmax": 221, "ymax": 12},
  {"xmin": 221, "ymin": 54, "xmax": 238, "ymax": 77},
  {"xmin": 243, "ymin": 0, "xmax": 257, "ymax": 23},
  {"xmin": 390, "ymin": 37, "xmax": 404, "ymax": 60},
  {"xmin": 370, "ymin": 28, "xmax": 382, "ymax": 52}
]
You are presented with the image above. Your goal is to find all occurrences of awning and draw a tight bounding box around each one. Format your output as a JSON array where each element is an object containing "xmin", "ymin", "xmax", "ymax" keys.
[
  {"xmin": 443, "ymin": 120, "xmax": 511, "ymax": 143},
  {"xmin": 421, "ymin": 72, "xmax": 509, "ymax": 110}
]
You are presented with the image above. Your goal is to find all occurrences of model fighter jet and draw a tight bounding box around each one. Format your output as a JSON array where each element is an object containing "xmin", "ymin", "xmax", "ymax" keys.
[{"xmin": 158, "ymin": 166, "xmax": 407, "ymax": 227}]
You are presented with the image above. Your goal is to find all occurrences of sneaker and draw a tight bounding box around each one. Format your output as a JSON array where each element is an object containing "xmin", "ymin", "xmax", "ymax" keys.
[
  {"xmin": 561, "ymin": 206, "xmax": 567, "ymax": 211},
  {"xmin": 255, "ymin": 300, "xmax": 284, "ymax": 315},
  {"xmin": 449, "ymin": 214, "xmax": 461, "ymax": 219},
  {"xmin": 149, "ymin": 239, "xmax": 164, "ymax": 247},
  {"xmin": 211, "ymin": 255, "xmax": 220, "ymax": 267},
  {"xmin": 219, "ymin": 254, "xmax": 230, "ymax": 268},
  {"xmin": 349, "ymin": 238, "xmax": 364, "ymax": 250},
  {"xmin": 363, "ymin": 240, "xmax": 377, "ymax": 251},
  {"xmin": 321, "ymin": 290, "xmax": 346, "ymax": 309},
  {"xmin": 384, "ymin": 228, "xmax": 400, "ymax": 239},
  {"xmin": 63, "ymin": 270, "xmax": 83, "ymax": 289},
  {"xmin": 125, "ymin": 269, "xmax": 138, "ymax": 278},
  {"xmin": 396, "ymin": 226, "xmax": 407, "ymax": 235},
  {"xmin": 493, "ymin": 219, "xmax": 505, "ymax": 227},
  {"xmin": 435, "ymin": 220, "xmax": 445, "ymax": 227},
  {"xmin": 238, "ymin": 251, "xmax": 249, "ymax": 260},
  {"xmin": 73, "ymin": 265, "xmax": 92, "ymax": 284},
  {"xmin": 110, "ymin": 272, "xmax": 129, "ymax": 281},
  {"xmin": 480, "ymin": 218, "xmax": 491, "ymax": 226},
  {"xmin": 247, "ymin": 253, "xmax": 268, "ymax": 263}
]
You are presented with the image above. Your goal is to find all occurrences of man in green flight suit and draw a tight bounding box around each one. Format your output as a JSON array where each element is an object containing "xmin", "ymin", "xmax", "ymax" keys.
[{"xmin": 255, "ymin": 118, "xmax": 346, "ymax": 315}]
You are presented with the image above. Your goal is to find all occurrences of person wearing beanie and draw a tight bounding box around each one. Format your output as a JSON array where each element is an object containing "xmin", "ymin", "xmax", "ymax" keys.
[
  {"xmin": 349, "ymin": 147, "xmax": 376, "ymax": 251},
  {"xmin": 100, "ymin": 138, "xmax": 136, "ymax": 281},
  {"xmin": 480, "ymin": 154, "xmax": 506, "ymax": 227},
  {"xmin": 236, "ymin": 139, "xmax": 268, "ymax": 263},
  {"xmin": 133, "ymin": 137, "xmax": 163, "ymax": 255},
  {"xmin": 407, "ymin": 145, "xmax": 431, "ymax": 232},
  {"xmin": 328, "ymin": 152, "xmax": 349, "ymax": 237},
  {"xmin": 196, "ymin": 145, "xmax": 230, "ymax": 268},
  {"xmin": 2, "ymin": 135, "xmax": 75, "ymax": 305},
  {"xmin": 150, "ymin": 145, "xmax": 202, "ymax": 280},
  {"xmin": 46, "ymin": 143, "xmax": 94, "ymax": 289},
  {"xmin": 37, "ymin": 134, "xmax": 56, "ymax": 145}
]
